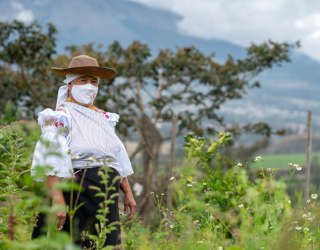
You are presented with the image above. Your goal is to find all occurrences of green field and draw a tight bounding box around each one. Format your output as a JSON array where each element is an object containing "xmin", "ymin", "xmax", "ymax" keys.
[{"xmin": 252, "ymin": 152, "xmax": 320, "ymax": 168}]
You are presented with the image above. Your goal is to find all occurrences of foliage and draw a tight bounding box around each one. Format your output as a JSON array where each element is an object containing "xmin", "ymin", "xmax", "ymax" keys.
[
  {"xmin": 0, "ymin": 19, "xmax": 59, "ymax": 116},
  {"xmin": 120, "ymin": 131, "xmax": 320, "ymax": 249},
  {"xmin": 87, "ymin": 164, "xmax": 121, "ymax": 249},
  {"xmin": 0, "ymin": 121, "xmax": 319, "ymax": 249}
]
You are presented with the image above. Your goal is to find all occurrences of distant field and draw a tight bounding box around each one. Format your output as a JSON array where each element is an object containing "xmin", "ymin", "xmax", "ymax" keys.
[{"xmin": 251, "ymin": 152, "xmax": 320, "ymax": 168}]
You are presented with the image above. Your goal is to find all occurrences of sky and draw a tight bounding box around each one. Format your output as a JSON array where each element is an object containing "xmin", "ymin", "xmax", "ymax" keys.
[
  {"xmin": 131, "ymin": 0, "xmax": 320, "ymax": 62},
  {"xmin": 2, "ymin": 0, "xmax": 320, "ymax": 61}
]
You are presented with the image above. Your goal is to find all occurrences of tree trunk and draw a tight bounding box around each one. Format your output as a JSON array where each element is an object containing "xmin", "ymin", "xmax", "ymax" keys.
[
  {"xmin": 304, "ymin": 110, "xmax": 312, "ymax": 200},
  {"xmin": 167, "ymin": 114, "xmax": 177, "ymax": 209}
]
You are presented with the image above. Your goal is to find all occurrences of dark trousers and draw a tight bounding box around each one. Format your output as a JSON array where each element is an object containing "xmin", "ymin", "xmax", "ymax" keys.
[{"xmin": 31, "ymin": 166, "xmax": 121, "ymax": 248}]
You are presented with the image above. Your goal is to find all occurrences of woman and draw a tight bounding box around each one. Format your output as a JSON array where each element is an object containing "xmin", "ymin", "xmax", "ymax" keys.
[{"xmin": 30, "ymin": 55, "xmax": 136, "ymax": 248}]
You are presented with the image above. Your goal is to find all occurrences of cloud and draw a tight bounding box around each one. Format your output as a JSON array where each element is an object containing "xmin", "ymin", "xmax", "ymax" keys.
[
  {"xmin": 220, "ymin": 100, "xmax": 320, "ymax": 126},
  {"xmin": 131, "ymin": 0, "xmax": 320, "ymax": 61},
  {"xmin": 11, "ymin": 1, "xmax": 34, "ymax": 23}
]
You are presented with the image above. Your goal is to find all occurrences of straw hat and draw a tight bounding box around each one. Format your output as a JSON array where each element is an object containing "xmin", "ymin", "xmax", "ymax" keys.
[{"xmin": 51, "ymin": 55, "xmax": 117, "ymax": 79}]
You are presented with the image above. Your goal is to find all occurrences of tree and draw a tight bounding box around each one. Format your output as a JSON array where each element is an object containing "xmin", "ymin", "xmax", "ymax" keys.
[
  {"xmin": 0, "ymin": 20, "xmax": 58, "ymax": 118},
  {"xmin": 68, "ymin": 40, "xmax": 298, "ymax": 220}
]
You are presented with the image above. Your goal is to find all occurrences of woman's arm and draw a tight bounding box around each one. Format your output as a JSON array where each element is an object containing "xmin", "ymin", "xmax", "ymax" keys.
[
  {"xmin": 120, "ymin": 177, "xmax": 136, "ymax": 219},
  {"xmin": 47, "ymin": 176, "xmax": 67, "ymax": 230}
]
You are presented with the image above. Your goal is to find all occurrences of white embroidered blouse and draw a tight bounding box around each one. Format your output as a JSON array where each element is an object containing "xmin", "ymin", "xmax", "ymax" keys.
[{"xmin": 31, "ymin": 101, "xmax": 134, "ymax": 181}]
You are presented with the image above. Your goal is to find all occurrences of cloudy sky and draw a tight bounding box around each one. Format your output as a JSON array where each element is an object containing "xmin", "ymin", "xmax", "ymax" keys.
[
  {"xmin": 3, "ymin": 0, "xmax": 320, "ymax": 61},
  {"xmin": 130, "ymin": 0, "xmax": 320, "ymax": 61}
]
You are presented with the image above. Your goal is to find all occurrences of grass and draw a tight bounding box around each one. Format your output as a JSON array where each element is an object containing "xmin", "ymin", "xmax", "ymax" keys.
[{"xmin": 251, "ymin": 152, "xmax": 320, "ymax": 168}]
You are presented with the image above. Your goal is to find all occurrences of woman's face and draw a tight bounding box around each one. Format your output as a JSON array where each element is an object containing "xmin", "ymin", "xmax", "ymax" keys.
[
  {"xmin": 68, "ymin": 75, "xmax": 99, "ymax": 106},
  {"xmin": 69, "ymin": 75, "xmax": 99, "ymax": 87}
]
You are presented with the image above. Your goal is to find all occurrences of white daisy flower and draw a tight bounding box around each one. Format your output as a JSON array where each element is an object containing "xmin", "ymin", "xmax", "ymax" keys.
[{"xmin": 311, "ymin": 193, "xmax": 318, "ymax": 199}]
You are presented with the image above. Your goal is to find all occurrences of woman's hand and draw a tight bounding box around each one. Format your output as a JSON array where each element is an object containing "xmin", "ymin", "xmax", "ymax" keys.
[
  {"xmin": 120, "ymin": 177, "xmax": 136, "ymax": 219},
  {"xmin": 124, "ymin": 192, "xmax": 136, "ymax": 219},
  {"xmin": 47, "ymin": 176, "xmax": 67, "ymax": 230},
  {"xmin": 55, "ymin": 207, "xmax": 67, "ymax": 230}
]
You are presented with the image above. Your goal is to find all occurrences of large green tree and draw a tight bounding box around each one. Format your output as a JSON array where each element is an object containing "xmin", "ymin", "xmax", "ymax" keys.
[
  {"xmin": 0, "ymin": 20, "xmax": 58, "ymax": 118},
  {"xmin": 63, "ymin": 40, "xmax": 298, "ymax": 219}
]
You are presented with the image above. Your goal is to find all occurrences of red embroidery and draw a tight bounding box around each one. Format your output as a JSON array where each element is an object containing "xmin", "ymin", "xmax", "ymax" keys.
[
  {"xmin": 96, "ymin": 108, "xmax": 110, "ymax": 119},
  {"xmin": 102, "ymin": 111, "xmax": 109, "ymax": 119}
]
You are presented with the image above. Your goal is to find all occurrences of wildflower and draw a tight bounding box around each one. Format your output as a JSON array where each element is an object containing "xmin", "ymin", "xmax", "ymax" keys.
[
  {"xmin": 186, "ymin": 183, "xmax": 193, "ymax": 187},
  {"xmin": 89, "ymin": 157, "xmax": 96, "ymax": 161},
  {"xmin": 307, "ymin": 199, "xmax": 311, "ymax": 204},
  {"xmin": 288, "ymin": 162, "xmax": 293, "ymax": 167},
  {"xmin": 293, "ymin": 164, "xmax": 302, "ymax": 171},
  {"xmin": 295, "ymin": 226, "xmax": 302, "ymax": 232},
  {"xmin": 238, "ymin": 204, "xmax": 244, "ymax": 209},
  {"xmin": 311, "ymin": 193, "xmax": 318, "ymax": 199},
  {"xmin": 169, "ymin": 176, "xmax": 175, "ymax": 181},
  {"xmin": 161, "ymin": 193, "xmax": 165, "ymax": 196},
  {"xmin": 187, "ymin": 176, "xmax": 193, "ymax": 182},
  {"xmin": 304, "ymin": 227, "xmax": 310, "ymax": 232},
  {"xmin": 169, "ymin": 224, "xmax": 174, "ymax": 229},
  {"xmin": 302, "ymin": 214, "xmax": 307, "ymax": 219},
  {"xmin": 307, "ymin": 216, "xmax": 315, "ymax": 222},
  {"xmin": 218, "ymin": 247, "xmax": 223, "ymax": 250},
  {"xmin": 254, "ymin": 155, "xmax": 262, "ymax": 162},
  {"xmin": 236, "ymin": 162, "xmax": 243, "ymax": 167},
  {"xmin": 203, "ymin": 182, "xmax": 207, "ymax": 186},
  {"xmin": 288, "ymin": 200, "xmax": 291, "ymax": 204}
]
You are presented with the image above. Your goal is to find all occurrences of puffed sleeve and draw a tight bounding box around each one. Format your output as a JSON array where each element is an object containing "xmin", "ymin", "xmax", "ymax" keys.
[
  {"xmin": 107, "ymin": 112, "xmax": 134, "ymax": 178},
  {"xmin": 30, "ymin": 107, "xmax": 73, "ymax": 181},
  {"xmin": 117, "ymin": 140, "xmax": 134, "ymax": 178}
]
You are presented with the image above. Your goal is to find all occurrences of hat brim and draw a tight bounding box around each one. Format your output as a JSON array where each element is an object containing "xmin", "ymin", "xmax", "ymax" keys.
[{"xmin": 51, "ymin": 66, "xmax": 117, "ymax": 79}]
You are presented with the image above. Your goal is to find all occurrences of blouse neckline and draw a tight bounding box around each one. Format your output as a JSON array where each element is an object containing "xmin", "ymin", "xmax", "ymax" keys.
[
  {"xmin": 64, "ymin": 101, "xmax": 99, "ymax": 113},
  {"xmin": 63, "ymin": 101, "xmax": 119, "ymax": 122}
]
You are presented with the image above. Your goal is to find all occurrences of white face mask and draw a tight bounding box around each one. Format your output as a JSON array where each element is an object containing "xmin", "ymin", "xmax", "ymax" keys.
[{"xmin": 71, "ymin": 83, "xmax": 98, "ymax": 105}]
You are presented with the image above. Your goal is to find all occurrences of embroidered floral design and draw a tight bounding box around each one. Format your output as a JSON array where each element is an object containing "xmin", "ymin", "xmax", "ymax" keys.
[{"xmin": 41, "ymin": 117, "xmax": 69, "ymax": 135}]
